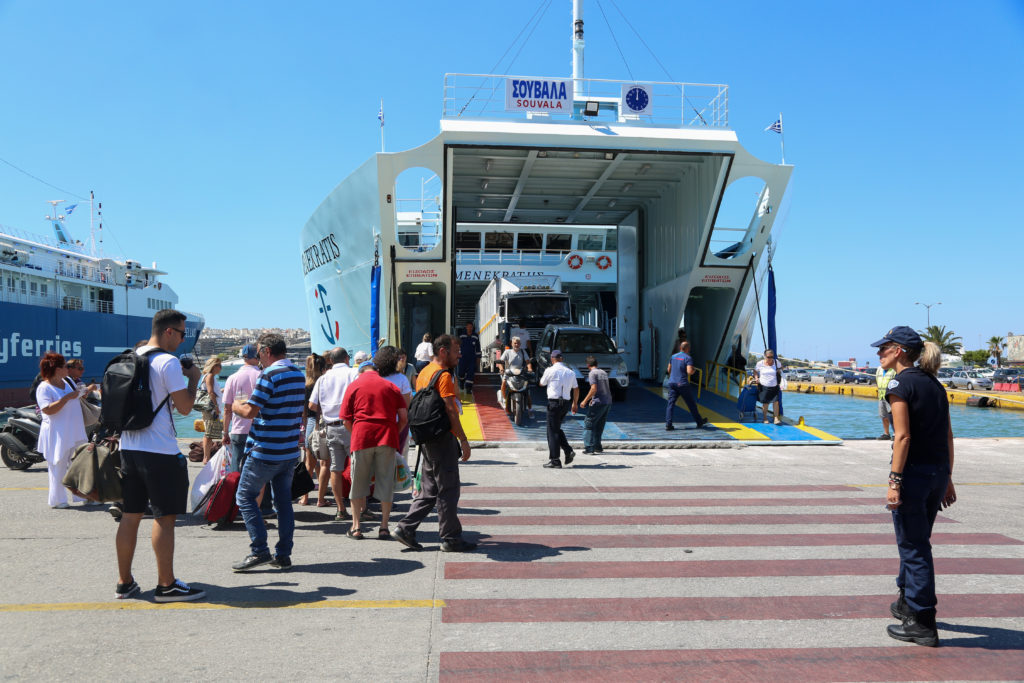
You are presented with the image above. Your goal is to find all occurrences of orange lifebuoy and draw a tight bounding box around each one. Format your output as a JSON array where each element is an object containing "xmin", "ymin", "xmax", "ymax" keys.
[
  {"xmin": 567, "ymin": 254, "xmax": 583, "ymax": 270},
  {"xmin": 596, "ymin": 255, "xmax": 612, "ymax": 270}
]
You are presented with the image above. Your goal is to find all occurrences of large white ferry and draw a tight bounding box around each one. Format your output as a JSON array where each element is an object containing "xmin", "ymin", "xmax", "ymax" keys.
[
  {"xmin": 301, "ymin": 3, "xmax": 790, "ymax": 379},
  {"xmin": 0, "ymin": 197, "xmax": 203, "ymax": 405}
]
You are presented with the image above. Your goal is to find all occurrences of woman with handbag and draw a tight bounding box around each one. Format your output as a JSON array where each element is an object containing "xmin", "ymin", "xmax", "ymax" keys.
[
  {"xmin": 35, "ymin": 352, "xmax": 97, "ymax": 508},
  {"xmin": 754, "ymin": 349, "xmax": 783, "ymax": 425},
  {"xmin": 199, "ymin": 358, "xmax": 224, "ymax": 464}
]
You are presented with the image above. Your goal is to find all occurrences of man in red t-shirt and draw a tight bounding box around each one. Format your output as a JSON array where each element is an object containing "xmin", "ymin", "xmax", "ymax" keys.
[
  {"xmin": 340, "ymin": 346, "xmax": 408, "ymax": 540},
  {"xmin": 393, "ymin": 334, "xmax": 476, "ymax": 553}
]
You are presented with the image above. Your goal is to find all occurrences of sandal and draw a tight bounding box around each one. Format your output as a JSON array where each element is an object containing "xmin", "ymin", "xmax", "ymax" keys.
[
  {"xmin": 316, "ymin": 500, "xmax": 331, "ymax": 508},
  {"xmin": 346, "ymin": 528, "xmax": 363, "ymax": 540},
  {"xmin": 378, "ymin": 528, "xmax": 391, "ymax": 540}
]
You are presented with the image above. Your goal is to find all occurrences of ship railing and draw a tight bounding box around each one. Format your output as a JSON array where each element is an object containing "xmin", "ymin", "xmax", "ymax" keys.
[
  {"xmin": 443, "ymin": 74, "xmax": 728, "ymax": 128},
  {"xmin": 1, "ymin": 226, "xmax": 88, "ymax": 254},
  {"xmin": 704, "ymin": 360, "xmax": 746, "ymax": 401},
  {"xmin": 456, "ymin": 250, "xmax": 568, "ymax": 267}
]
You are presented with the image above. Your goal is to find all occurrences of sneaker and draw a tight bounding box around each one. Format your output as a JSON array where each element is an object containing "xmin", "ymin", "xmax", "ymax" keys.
[
  {"xmin": 878, "ymin": 434, "xmax": 892, "ymax": 441},
  {"xmin": 441, "ymin": 539, "xmax": 478, "ymax": 553},
  {"xmin": 393, "ymin": 526, "xmax": 423, "ymax": 550},
  {"xmin": 153, "ymin": 579, "xmax": 206, "ymax": 603},
  {"xmin": 665, "ymin": 424, "xmax": 675, "ymax": 431},
  {"xmin": 543, "ymin": 460, "xmax": 562, "ymax": 469},
  {"xmin": 773, "ymin": 418, "xmax": 782, "ymax": 425},
  {"xmin": 582, "ymin": 449, "xmax": 595, "ymax": 455},
  {"xmin": 107, "ymin": 504, "xmax": 123, "ymax": 521},
  {"xmin": 231, "ymin": 553, "xmax": 273, "ymax": 572},
  {"xmin": 334, "ymin": 509, "xmax": 352, "ymax": 522},
  {"xmin": 114, "ymin": 579, "xmax": 140, "ymax": 600},
  {"xmin": 269, "ymin": 556, "xmax": 292, "ymax": 570}
]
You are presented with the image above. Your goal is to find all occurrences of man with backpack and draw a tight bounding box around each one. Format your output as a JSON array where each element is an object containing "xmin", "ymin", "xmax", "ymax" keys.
[
  {"xmin": 393, "ymin": 334, "xmax": 476, "ymax": 553},
  {"xmin": 113, "ymin": 309, "xmax": 205, "ymax": 602}
]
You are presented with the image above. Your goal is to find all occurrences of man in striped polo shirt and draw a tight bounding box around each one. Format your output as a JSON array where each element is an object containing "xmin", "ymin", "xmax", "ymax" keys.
[{"xmin": 230, "ymin": 333, "xmax": 305, "ymax": 572}]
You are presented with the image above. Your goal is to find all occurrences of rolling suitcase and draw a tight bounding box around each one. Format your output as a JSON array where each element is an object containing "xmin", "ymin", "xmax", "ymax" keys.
[{"xmin": 194, "ymin": 471, "xmax": 240, "ymax": 527}]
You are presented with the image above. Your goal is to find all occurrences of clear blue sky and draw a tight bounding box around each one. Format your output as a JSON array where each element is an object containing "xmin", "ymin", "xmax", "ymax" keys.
[{"xmin": 1, "ymin": 1, "xmax": 1021, "ymax": 364}]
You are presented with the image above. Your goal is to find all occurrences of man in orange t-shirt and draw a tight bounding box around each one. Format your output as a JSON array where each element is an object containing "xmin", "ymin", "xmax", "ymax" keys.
[{"xmin": 394, "ymin": 334, "xmax": 475, "ymax": 553}]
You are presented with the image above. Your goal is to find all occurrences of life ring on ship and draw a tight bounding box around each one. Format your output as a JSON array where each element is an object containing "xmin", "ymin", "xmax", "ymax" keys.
[
  {"xmin": 596, "ymin": 255, "xmax": 612, "ymax": 270},
  {"xmin": 567, "ymin": 254, "xmax": 583, "ymax": 270}
]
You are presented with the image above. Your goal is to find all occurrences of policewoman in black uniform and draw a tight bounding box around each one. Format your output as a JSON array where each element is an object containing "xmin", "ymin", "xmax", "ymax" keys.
[{"xmin": 871, "ymin": 326, "xmax": 956, "ymax": 647}]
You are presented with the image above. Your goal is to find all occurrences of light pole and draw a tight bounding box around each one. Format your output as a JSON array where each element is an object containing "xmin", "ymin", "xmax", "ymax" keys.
[{"xmin": 914, "ymin": 301, "xmax": 941, "ymax": 327}]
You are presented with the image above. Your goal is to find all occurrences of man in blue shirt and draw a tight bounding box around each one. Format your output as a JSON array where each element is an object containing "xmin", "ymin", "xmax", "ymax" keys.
[
  {"xmin": 665, "ymin": 340, "xmax": 708, "ymax": 430},
  {"xmin": 230, "ymin": 333, "xmax": 304, "ymax": 571},
  {"xmin": 457, "ymin": 322, "xmax": 481, "ymax": 393}
]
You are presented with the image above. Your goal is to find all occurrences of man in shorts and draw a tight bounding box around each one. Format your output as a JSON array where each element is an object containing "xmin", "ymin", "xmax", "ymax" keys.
[
  {"xmin": 115, "ymin": 309, "xmax": 205, "ymax": 602},
  {"xmin": 308, "ymin": 347, "xmax": 358, "ymax": 521}
]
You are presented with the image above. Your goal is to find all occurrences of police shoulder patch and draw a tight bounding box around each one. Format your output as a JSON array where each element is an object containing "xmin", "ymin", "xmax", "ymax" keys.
[{"xmin": 887, "ymin": 379, "xmax": 899, "ymax": 390}]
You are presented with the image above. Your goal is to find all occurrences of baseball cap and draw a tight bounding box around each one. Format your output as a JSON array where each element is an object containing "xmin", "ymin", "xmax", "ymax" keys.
[
  {"xmin": 358, "ymin": 360, "xmax": 375, "ymax": 371},
  {"xmin": 240, "ymin": 344, "xmax": 258, "ymax": 359},
  {"xmin": 870, "ymin": 326, "xmax": 923, "ymax": 350},
  {"xmin": 550, "ymin": 349, "xmax": 563, "ymax": 359}
]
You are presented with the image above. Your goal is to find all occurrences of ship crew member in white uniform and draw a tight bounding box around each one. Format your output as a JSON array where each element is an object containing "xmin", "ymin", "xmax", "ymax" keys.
[{"xmin": 539, "ymin": 349, "xmax": 578, "ymax": 468}]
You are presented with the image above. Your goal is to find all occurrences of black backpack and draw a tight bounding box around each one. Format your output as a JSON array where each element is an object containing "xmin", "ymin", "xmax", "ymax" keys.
[
  {"xmin": 100, "ymin": 348, "xmax": 171, "ymax": 432},
  {"xmin": 407, "ymin": 367, "xmax": 452, "ymax": 444}
]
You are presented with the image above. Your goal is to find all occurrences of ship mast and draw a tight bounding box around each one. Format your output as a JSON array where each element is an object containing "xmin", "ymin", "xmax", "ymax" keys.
[{"xmin": 572, "ymin": 0, "xmax": 584, "ymax": 100}]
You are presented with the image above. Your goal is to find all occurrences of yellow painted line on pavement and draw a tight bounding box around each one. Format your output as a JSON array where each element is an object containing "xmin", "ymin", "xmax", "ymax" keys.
[
  {"xmin": 0, "ymin": 598, "xmax": 445, "ymax": 613},
  {"xmin": 644, "ymin": 386, "xmax": 767, "ymax": 441},
  {"xmin": 457, "ymin": 391, "xmax": 485, "ymax": 441}
]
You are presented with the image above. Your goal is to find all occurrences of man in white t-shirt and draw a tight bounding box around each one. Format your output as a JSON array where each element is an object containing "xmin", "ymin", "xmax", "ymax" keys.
[
  {"xmin": 308, "ymin": 347, "xmax": 358, "ymax": 521},
  {"xmin": 114, "ymin": 309, "xmax": 204, "ymax": 603}
]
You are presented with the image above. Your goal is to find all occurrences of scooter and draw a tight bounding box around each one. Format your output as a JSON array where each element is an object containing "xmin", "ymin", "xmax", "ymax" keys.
[
  {"xmin": 505, "ymin": 367, "xmax": 534, "ymax": 426},
  {"xmin": 0, "ymin": 406, "xmax": 44, "ymax": 470}
]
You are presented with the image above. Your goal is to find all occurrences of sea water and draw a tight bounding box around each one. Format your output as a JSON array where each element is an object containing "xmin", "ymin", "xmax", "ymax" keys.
[
  {"xmin": 779, "ymin": 391, "xmax": 1024, "ymax": 440},
  {"xmin": 172, "ymin": 391, "xmax": 1024, "ymax": 441}
]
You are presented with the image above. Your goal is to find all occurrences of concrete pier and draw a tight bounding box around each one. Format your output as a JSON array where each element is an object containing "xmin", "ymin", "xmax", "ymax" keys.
[{"xmin": 1, "ymin": 437, "xmax": 1021, "ymax": 680}]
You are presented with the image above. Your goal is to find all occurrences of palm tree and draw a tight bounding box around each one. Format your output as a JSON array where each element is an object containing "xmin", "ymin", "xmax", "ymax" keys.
[
  {"xmin": 988, "ymin": 336, "xmax": 1006, "ymax": 367},
  {"xmin": 919, "ymin": 325, "xmax": 963, "ymax": 355}
]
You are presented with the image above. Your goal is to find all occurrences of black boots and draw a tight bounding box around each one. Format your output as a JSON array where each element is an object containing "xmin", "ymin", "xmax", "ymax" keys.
[
  {"xmin": 887, "ymin": 608, "xmax": 939, "ymax": 647},
  {"xmin": 890, "ymin": 588, "xmax": 912, "ymax": 620}
]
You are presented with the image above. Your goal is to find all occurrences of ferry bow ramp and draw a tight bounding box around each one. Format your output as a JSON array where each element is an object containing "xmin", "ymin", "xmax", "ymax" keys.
[{"xmin": 300, "ymin": 72, "xmax": 834, "ymax": 443}]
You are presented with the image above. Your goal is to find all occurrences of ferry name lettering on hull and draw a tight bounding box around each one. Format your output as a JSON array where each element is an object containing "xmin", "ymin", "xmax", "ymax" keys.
[{"xmin": 302, "ymin": 233, "xmax": 342, "ymax": 276}]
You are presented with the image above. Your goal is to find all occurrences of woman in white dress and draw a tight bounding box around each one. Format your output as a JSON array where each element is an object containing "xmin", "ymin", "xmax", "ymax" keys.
[{"xmin": 35, "ymin": 352, "xmax": 96, "ymax": 508}]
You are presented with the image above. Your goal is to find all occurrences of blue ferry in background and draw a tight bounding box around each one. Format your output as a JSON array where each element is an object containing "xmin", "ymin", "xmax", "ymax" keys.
[{"xmin": 0, "ymin": 198, "xmax": 202, "ymax": 406}]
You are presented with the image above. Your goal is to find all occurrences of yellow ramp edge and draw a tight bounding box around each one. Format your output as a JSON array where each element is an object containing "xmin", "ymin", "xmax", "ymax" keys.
[
  {"xmin": 645, "ymin": 386, "xmax": 768, "ymax": 441},
  {"xmin": 456, "ymin": 392, "xmax": 485, "ymax": 441}
]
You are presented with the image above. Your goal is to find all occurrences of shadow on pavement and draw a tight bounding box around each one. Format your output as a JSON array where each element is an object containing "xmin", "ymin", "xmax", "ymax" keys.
[
  {"xmin": 938, "ymin": 622, "xmax": 1024, "ymax": 650},
  {"xmin": 189, "ymin": 582, "xmax": 357, "ymax": 607},
  {"xmin": 470, "ymin": 537, "xmax": 588, "ymax": 562},
  {"xmin": 293, "ymin": 557, "xmax": 426, "ymax": 577}
]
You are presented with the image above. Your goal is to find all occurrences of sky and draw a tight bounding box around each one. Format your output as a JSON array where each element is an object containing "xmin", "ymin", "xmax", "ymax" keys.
[{"xmin": 1, "ymin": 1, "xmax": 1021, "ymax": 364}]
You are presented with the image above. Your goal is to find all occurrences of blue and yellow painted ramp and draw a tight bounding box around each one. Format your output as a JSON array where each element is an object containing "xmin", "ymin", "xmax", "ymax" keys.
[{"xmin": 456, "ymin": 381, "xmax": 841, "ymax": 445}]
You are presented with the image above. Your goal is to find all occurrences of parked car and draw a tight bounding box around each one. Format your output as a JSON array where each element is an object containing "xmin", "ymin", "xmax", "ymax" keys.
[
  {"xmin": 992, "ymin": 368, "xmax": 1024, "ymax": 389},
  {"xmin": 934, "ymin": 368, "xmax": 955, "ymax": 387},
  {"xmin": 851, "ymin": 369, "xmax": 874, "ymax": 384},
  {"xmin": 950, "ymin": 371, "xmax": 992, "ymax": 391},
  {"xmin": 823, "ymin": 369, "xmax": 855, "ymax": 384},
  {"xmin": 535, "ymin": 324, "xmax": 629, "ymax": 400},
  {"xmin": 788, "ymin": 369, "xmax": 811, "ymax": 382}
]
